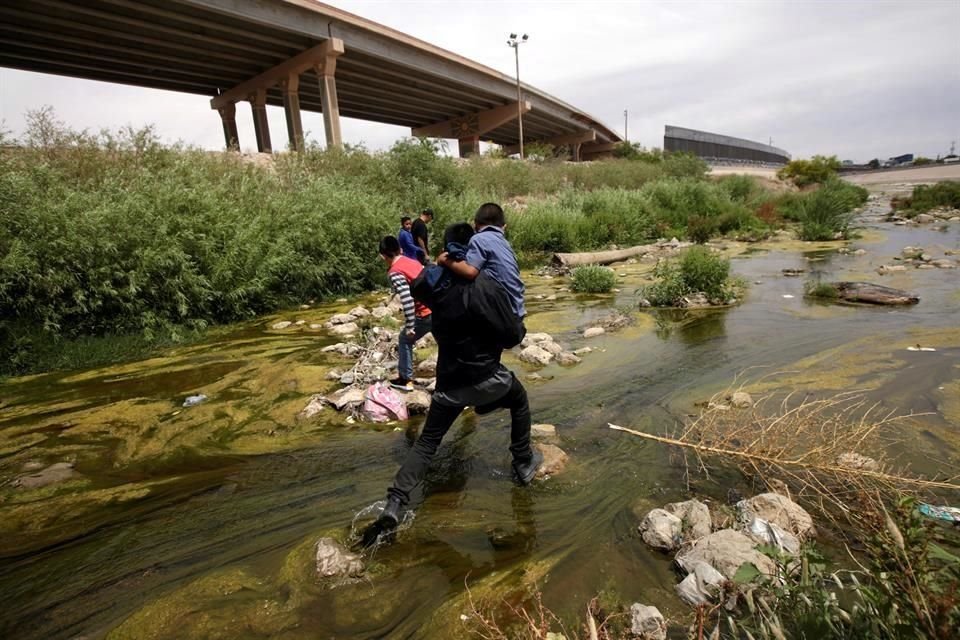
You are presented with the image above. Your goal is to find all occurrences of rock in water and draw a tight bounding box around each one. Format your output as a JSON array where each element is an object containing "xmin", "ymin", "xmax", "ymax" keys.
[
  {"xmin": 530, "ymin": 423, "xmax": 557, "ymax": 439},
  {"xmin": 727, "ymin": 391, "xmax": 753, "ymax": 409},
  {"xmin": 297, "ymin": 395, "xmax": 326, "ymax": 421},
  {"xmin": 639, "ymin": 508, "xmax": 682, "ymax": 551},
  {"xmin": 271, "ymin": 320, "xmax": 292, "ymax": 330},
  {"xmin": 675, "ymin": 562, "xmax": 727, "ymax": 606},
  {"xmin": 315, "ymin": 537, "xmax": 364, "ymax": 578},
  {"xmin": 583, "ymin": 327, "xmax": 605, "ymax": 338},
  {"xmin": 519, "ymin": 345, "xmax": 553, "ymax": 366},
  {"xmin": 629, "ymin": 604, "xmax": 667, "ymax": 640},
  {"xmin": 664, "ymin": 499, "xmax": 712, "ymax": 541},
  {"xmin": 14, "ymin": 462, "xmax": 77, "ymax": 489},
  {"xmin": 534, "ymin": 443, "xmax": 568, "ymax": 478},
  {"xmin": 330, "ymin": 322, "xmax": 360, "ymax": 336},
  {"xmin": 831, "ymin": 282, "xmax": 918, "ymax": 305},
  {"xmin": 675, "ymin": 529, "xmax": 776, "ymax": 579}
]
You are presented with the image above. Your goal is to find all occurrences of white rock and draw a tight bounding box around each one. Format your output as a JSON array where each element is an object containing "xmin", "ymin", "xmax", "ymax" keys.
[
  {"xmin": 675, "ymin": 529, "xmax": 776, "ymax": 579},
  {"xmin": 639, "ymin": 508, "xmax": 682, "ymax": 551},
  {"xmin": 535, "ymin": 443, "xmax": 568, "ymax": 478},
  {"xmin": 522, "ymin": 332, "xmax": 554, "ymax": 347},
  {"xmin": 540, "ymin": 341, "xmax": 564, "ymax": 356},
  {"xmin": 556, "ymin": 352, "xmax": 582, "ymax": 366},
  {"xmin": 583, "ymin": 327, "xmax": 605, "ymax": 338},
  {"xmin": 741, "ymin": 492, "xmax": 816, "ymax": 539},
  {"xmin": 315, "ymin": 537, "xmax": 364, "ymax": 578},
  {"xmin": 629, "ymin": 604, "xmax": 667, "ymax": 640},
  {"xmin": 877, "ymin": 264, "xmax": 907, "ymax": 274},
  {"xmin": 404, "ymin": 390, "xmax": 433, "ymax": 414},
  {"xmin": 309, "ymin": 323, "xmax": 324, "ymax": 330},
  {"xmin": 271, "ymin": 321, "xmax": 292, "ymax": 330},
  {"xmin": 728, "ymin": 391, "xmax": 753, "ymax": 409},
  {"xmin": 664, "ymin": 499, "xmax": 712, "ymax": 541},
  {"xmin": 328, "ymin": 387, "xmax": 366, "ymax": 411},
  {"xmin": 330, "ymin": 322, "xmax": 359, "ymax": 337},
  {"xmin": 531, "ymin": 423, "xmax": 557, "ymax": 439},
  {"xmin": 348, "ymin": 306, "xmax": 370, "ymax": 318},
  {"xmin": 297, "ymin": 395, "xmax": 326, "ymax": 420},
  {"xmin": 572, "ymin": 347, "xmax": 593, "ymax": 356},
  {"xmin": 371, "ymin": 306, "xmax": 392, "ymax": 319},
  {"xmin": 836, "ymin": 452, "xmax": 879, "ymax": 472},
  {"xmin": 853, "ymin": 249, "xmax": 867, "ymax": 256},
  {"xmin": 328, "ymin": 313, "xmax": 356, "ymax": 325},
  {"xmin": 294, "ymin": 320, "xmax": 306, "ymax": 326},
  {"xmin": 519, "ymin": 345, "xmax": 554, "ymax": 366}
]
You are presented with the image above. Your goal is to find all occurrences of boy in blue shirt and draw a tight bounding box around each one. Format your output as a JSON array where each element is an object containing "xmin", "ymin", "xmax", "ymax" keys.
[
  {"xmin": 438, "ymin": 202, "xmax": 526, "ymax": 320},
  {"xmin": 397, "ymin": 215, "xmax": 423, "ymax": 262}
]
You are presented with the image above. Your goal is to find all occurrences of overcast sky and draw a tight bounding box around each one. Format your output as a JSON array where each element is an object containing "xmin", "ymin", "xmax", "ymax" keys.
[{"xmin": 1, "ymin": 0, "xmax": 958, "ymax": 161}]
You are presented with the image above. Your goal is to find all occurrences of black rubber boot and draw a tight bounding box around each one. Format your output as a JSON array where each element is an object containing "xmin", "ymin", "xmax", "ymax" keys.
[
  {"xmin": 358, "ymin": 496, "xmax": 403, "ymax": 549},
  {"xmin": 511, "ymin": 450, "xmax": 543, "ymax": 486}
]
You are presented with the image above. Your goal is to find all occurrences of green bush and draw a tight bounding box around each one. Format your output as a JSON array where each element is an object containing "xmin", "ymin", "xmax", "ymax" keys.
[
  {"xmin": 642, "ymin": 246, "xmax": 732, "ymax": 305},
  {"xmin": 777, "ymin": 155, "xmax": 842, "ymax": 187},
  {"xmin": 805, "ymin": 281, "xmax": 839, "ymax": 299},
  {"xmin": 895, "ymin": 181, "xmax": 960, "ymax": 214},
  {"xmin": 569, "ymin": 265, "xmax": 616, "ymax": 293},
  {"xmin": 793, "ymin": 179, "xmax": 867, "ymax": 240}
]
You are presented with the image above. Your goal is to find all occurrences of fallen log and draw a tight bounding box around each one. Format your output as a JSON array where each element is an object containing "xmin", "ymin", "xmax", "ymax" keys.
[
  {"xmin": 552, "ymin": 242, "xmax": 670, "ymax": 268},
  {"xmin": 831, "ymin": 281, "xmax": 919, "ymax": 305}
]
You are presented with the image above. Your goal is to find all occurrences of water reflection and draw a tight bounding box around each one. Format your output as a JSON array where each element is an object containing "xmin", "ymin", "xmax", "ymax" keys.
[{"xmin": 652, "ymin": 308, "xmax": 727, "ymax": 345}]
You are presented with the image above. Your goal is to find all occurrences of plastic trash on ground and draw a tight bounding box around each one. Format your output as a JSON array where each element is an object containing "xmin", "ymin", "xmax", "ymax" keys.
[{"xmin": 182, "ymin": 394, "xmax": 208, "ymax": 407}]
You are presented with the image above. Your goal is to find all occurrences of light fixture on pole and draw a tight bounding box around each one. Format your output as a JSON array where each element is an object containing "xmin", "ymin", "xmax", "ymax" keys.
[{"xmin": 507, "ymin": 33, "xmax": 529, "ymax": 159}]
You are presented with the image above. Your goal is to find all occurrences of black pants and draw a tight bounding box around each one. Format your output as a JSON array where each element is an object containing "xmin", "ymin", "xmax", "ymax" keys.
[{"xmin": 387, "ymin": 375, "xmax": 532, "ymax": 506}]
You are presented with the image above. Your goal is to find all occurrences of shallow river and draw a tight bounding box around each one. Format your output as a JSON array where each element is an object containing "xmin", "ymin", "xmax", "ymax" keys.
[{"xmin": 2, "ymin": 195, "xmax": 958, "ymax": 639}]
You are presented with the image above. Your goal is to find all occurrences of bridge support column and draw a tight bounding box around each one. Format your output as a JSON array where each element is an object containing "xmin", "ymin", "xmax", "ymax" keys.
[
  {"xmin": 314, "ymin": 39, "xmax": 344, "ymax": 149},
  {"xmin": 572, "ymin": 143, "xmax": 582, "ymax": 162},
  {"xmin": 249, "ymin": 89, "xmax": 272, "ymax": 153},
  {"xmin": 458, "ymin": 136, "xmax": 480, "ymax": 158},
  {"xmin": 281, "ymin": 75, "xmax": 304, "ymax": 152},
  {"xmin": 218, "ymin": 103, "xmax": 239, "ymax": 151}
]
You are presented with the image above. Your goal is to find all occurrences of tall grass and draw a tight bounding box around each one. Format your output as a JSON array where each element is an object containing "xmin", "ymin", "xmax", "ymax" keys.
[
  {"xmin": 893, "ymin": 181, "xmax": 960, "ymax": 214},
  {"xmin": 776, "ymin": 179, "xmax": 868, "ymax": 240}
]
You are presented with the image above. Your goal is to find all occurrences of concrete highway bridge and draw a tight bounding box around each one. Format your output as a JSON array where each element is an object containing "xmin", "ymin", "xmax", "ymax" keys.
[{"xmin": 0, "ymin": 0, "xmax": 621, "ymax": 158}]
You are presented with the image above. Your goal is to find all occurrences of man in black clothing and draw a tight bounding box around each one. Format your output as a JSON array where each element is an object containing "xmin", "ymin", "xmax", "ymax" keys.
[
  {"xmin": 358, "ymin": 223, "xmax": 540, "ymax": 548},
  {"xmin": 410, "ymin": 208, "xmax": 433, "ymax": 264}
]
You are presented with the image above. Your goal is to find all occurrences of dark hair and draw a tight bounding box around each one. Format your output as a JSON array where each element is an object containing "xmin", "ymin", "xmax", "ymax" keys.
[
  {"xmin": 474, "ymin": 202, "xmax": 505, "ymax": 228},
  {"xmin": 421, "ymin": 208, "xmax": 434, "ymax": 217},
  {"xmin": 444, "ymin": 222, "xmax": 474, "ymax": 247},
  {"xmin": 379, "ymin": 235, "xmax": 401, "ymax": 257},
  {"xmin": 400, "ymin": 216, "xmax": 411, "ymax": 225}
]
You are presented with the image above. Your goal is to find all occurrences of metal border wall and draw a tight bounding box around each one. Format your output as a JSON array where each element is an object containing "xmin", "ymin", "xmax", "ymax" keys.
[{"xmin": 664, "ymin": 125, "xmax": 790, "ymax": 164}]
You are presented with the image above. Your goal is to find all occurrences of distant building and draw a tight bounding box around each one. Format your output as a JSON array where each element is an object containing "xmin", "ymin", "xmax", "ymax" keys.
[{"xmin": 882, "ymin": 153, "xmax": 914, "ymax": 168}]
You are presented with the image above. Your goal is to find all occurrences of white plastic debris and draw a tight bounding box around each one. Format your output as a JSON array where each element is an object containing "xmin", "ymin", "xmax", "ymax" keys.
[{"xmin": 182, "ymin": 394, "xmax": 208, "ymax": 407}]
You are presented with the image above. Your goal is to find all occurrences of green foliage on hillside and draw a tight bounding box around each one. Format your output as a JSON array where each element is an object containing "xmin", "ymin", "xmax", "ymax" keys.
[
  {"xmin": 777, "ymin": 155, "xmax": 842, "ymax": 187},
  {"xmin": 893, "ymin": 181, "xmax": 960, "ymax": 214}
]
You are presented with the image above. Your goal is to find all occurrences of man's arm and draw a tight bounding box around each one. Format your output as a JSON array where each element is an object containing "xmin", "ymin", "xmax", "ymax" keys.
[
  {"xmin": 438, "ymin": 253, "xmax": 479, "ymax": 280},
  {"xmin": 415, "ymin": 235, "xmax": 428, "ymax": 258},
  {"xmin": 388, "ymin": 272, "xmax": 417, "ymax": 334}
]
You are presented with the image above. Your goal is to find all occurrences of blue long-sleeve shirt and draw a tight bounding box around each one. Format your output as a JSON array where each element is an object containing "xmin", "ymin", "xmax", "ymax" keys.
[{"xmin": 398, "ymin": 229, "xmax": 423, "ymax": 261}]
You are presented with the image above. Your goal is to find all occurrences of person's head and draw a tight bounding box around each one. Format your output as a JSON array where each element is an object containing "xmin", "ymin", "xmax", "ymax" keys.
[
  {"xmin": 400, "ymin": 216, "xmax": 412, "ymax": 231},
  {"xmin": 378, "ymin": 235, "xmax": 401, "ymax": 264},
  {"xmin": 474, "ymin": 202, "xmax": 505, "ymax": 230},
  {"xmin": 444, "ymin": 222, "xmax": 475, "ymax": 248},
  {"xmin": 420, "ymin": 208, "xmax": 434, "ymax": 222}
]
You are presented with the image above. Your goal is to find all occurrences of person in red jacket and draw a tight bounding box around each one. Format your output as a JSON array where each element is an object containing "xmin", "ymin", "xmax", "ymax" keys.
[{"xmin": 379, "ymin": 236, "xmax": 432, "ymax": 391}]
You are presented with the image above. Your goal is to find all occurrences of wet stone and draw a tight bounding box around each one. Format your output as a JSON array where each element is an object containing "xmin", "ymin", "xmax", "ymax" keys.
[
  {"xmin": 583, "ymin": 327, "xmax": 605, "ymax": 338},
  {"xmin": 639, "ymin": 508, "xmax": 682, "ymax": 551},
  {"xmin": 630, "ymin": 604, "xmax": 667, "ymax": 640},
  {"xmin": 271, "ymin": 321, "xmax": 292, "ymax": 330},
  {"xmin": 534, "ymin": 443, "xmax": 568, "ymax": 478},
  {"xmin": 14, "ymin": 462, "xmax": 77, "ymax": 489},
  {"xmin": 315, "ymin": 537, "xmax": 364, "ymax": 578},
  {"xmin": 297, "ymin": 395, "xmax": 326, "ymax": 421},
  {"xmin": 531, "ymin": 423, "xmax": 557, "ymax": 439},
  {"xmin": 519, "ymin": 345, "xmax": 553, "ymax": 366},
  {"xmin": 330, "ymin": 322, "xmax": 359, "ymax": 337}
]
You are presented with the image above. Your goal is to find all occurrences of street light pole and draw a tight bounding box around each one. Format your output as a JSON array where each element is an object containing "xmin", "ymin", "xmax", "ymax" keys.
[
  {"xmin": 624, "ymin": 109, "xmax": 628, "ymax": 142},
  {"xmin": 507, "ymin": 33, "xmax": 528, "ymax": 159}
]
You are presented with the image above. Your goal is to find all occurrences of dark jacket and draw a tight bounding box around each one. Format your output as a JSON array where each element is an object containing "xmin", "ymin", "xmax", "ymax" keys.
[{"xmin": 411, "ymin": 270, "xmax": 525, "ymax": 392}]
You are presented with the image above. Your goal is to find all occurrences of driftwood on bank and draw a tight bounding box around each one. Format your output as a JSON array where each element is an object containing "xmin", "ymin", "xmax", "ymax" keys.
[
  {"xmin": 831, "ymin": 281, "xmax": 919, "ymax": 305},
  {"xmin": 552, "ymin": 243, "xmax": 660, "ymax": 268}
]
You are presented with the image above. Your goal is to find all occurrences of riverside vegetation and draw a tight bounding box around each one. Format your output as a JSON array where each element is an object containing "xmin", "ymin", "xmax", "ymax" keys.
[{"xmin": 2, "ymin": 109, "xmax": 864, "ymax": 376}]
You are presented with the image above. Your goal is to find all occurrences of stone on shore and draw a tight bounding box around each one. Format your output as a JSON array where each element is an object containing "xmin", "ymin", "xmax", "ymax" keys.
[
  {"xmin": 583, "ymin": 327, "xmax": 605, "ymax": 338},
  {"xmin": 741, "ymin": 492, "xmax": 816, "ymax": 539},
  {"xmin": 522, "ymin": 332, "xmax": 554, "ymax": 347},
  {"xmin": 417, "ymin": 357, "xmax": 437, "ymax": 375},
  {"xmin": 327, "ymin": 387, "xmax": 366, "ymax": 411},
  {"xmin": 315, "ymin": 537, "xmax": 364, "ymax": 578},
  {"xmin": 404, "ymin": 390, "xmax": 432, "ymax": 414},
  {"xmin": 556, "ymin": 352, "xmax": 582, "ymax": 366},
  {"xmin": 675, "ymin": 529, "xmax": 776, "ymax": 579},
  {"xmin": 371, "ymin": 306, "xmax": 392, "ymax": 319},
  {"xmin": 727, "ymin": 391, "xmax": 753, "ymax": 409},
  {"xmin": 540, "ymin": 340, "xmax": 564, "ymax": 356},
  {"xmin": 330, "ymin": 322, "xmax": 359, "ymax": 337},
  {"xmin": 664, "ymin": 499, "xmax": 712, "ymax": 541},
  {"xmin": 519, "ymin": 345, "xmax": 554, "ymax": 366},
  {"xmin": 271, "ymin": 321, "xmax": 292, "ymax": 330},
  {"xmin": 836, "ymin": 452, "xmax": 879, "ymax": 472},
  {"xmin": 348, "ymin": 306, "xmax": 370, "ymax": 318},
  {"xmin": 327, "ymin": 313, "xmax": 356, "ymax": 325},
  {"xmin": 534, "ymin": 443, "xmax": 568, "ymax": 478},
  {"xmin": 14, "ymin": 462, "xmax": 77, "ymax": 489},
  {"xmin": 639, "ymin": 508, "xmax": 682, "ymax": 551},
  {"xmin": 297, "ymin": 395, "xmax": 326, "ymax": 421},
  {"xmin": 629, "ymin": 604, "xmax": 667, "ymax": 640}
]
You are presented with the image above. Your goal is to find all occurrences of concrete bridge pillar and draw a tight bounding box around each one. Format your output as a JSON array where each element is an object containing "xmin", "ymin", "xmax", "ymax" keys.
[
  {"xmin": 281, "ymin": 74, "xmax": 304, "ymax": 152},
  {"xmin": 249, "ymin": 88, "xmax": 272, "ymax": 153},
  {"xmin": 458, "ymin": 136, "xmax": 480, "ymax": 158},
  {"xmin": 218, "ymin": 102, "xmax": 239, "ymax": 151},
  {"xmin": 314, "ymin": 38, "xmax": 344, "ymax": 149}
]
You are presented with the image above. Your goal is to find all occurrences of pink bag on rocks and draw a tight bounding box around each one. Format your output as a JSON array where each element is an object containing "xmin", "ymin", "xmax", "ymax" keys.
[{"xmin": 362, "ymin": 382, "xmax": 409, "ymax": 422}]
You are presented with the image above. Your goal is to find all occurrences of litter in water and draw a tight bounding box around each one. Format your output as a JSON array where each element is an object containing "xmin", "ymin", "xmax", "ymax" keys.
[
  {"xmin": 782, "ymin": 294, "xmax": 795, "ymax": 299},
  {"xmin": 182, "ymin": 394, "xmax": 207, "ymax": 407},
  {"xmin": 917, "ymin": 503, "xmax": 960, "ymax": 524},
  {"xmin": 907, "ymin": 345, "xmax": 936, "ymax": 352}
]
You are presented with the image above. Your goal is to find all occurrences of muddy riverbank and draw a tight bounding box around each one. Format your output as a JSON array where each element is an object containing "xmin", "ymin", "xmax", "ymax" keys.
[{"xmin": 1, "ymin": 186, "xmax": 958, "ymax": 639}]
